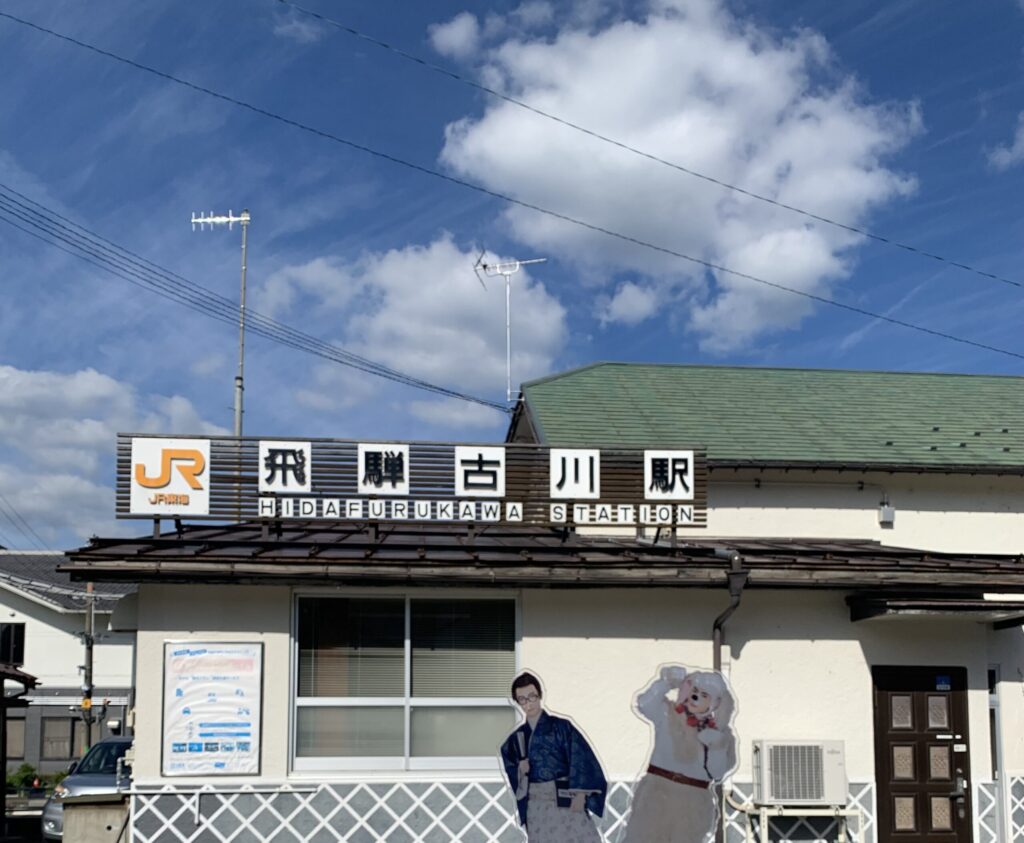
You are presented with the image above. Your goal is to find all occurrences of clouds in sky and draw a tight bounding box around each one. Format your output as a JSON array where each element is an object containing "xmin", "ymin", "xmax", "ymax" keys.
[
  {"xmin": 254, "ymin": 233, "xmax": 566, "ymax": 400},
  {"xmin": 0, "ymin": 364, "xmax": 225, "ymax": 547},
  {"xmin": 437, "ymin": 0, "xmax": 920, "ymax": 351},
  {"xmin": 987, "ymin": 112, "xmax": 1024, "ymax": 170}
]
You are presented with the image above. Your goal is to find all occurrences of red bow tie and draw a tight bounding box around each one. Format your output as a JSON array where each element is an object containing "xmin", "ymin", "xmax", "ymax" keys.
[{"xmin": 674, "ymin": 703, "xmax": 715, "ymax": 730}]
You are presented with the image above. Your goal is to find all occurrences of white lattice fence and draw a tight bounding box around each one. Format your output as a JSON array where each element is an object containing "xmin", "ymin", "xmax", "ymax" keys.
[
  {"xmin": 723, "ymin": 782, "xmax": 874, "ymax": 843},
  {"xmin": 132, "ymin": 780, "xmax": 875, "ymax": 843},
  {"xmin": 1011, "ymin": 777, "xmax": 1024, "ymax": 843},
  {"xmin": 976, "ymin": 781, "xmax": 999, "ymax": 843}
]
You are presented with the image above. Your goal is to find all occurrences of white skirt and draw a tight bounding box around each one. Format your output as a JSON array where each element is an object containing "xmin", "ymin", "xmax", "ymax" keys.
[
  {"xmin": 621, "ymin": 772, "xmax": 717, "ymax": 843},
  {"xmin": 525, "ymin": 781, "xmax": 602, "ymax": 843}
]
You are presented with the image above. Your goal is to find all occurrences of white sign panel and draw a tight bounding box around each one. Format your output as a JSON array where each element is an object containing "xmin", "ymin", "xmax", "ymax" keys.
[
  {"xmin": 643, "ymin": 450, "xmax": 695, "ymax": 501},
  {"xmin": 454, "ymin": 446, "xmax": 506, "ymax": 497},
  {"xmin": 357, "ymin": 443, "xmax": 410, "ymax": 495},
  {"xmin": 258, "ymin": 440, "xmax": 312, "ymax": 493},
  {"xmin": 162, "ymin": 642, "xmax": 262, "ymax": 776},
  {"xmin": 130, "ymin": 438, "xmax": 210, "ymax": 516},
  {"xmin": 549, "ymin": 449, "xmax": 601, "ymax": 499}
]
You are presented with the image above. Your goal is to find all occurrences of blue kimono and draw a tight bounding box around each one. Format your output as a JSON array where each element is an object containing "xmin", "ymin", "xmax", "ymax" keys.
[{"xmin": 500, "ymin": 710, "xmax": 608, "ymax": 826}]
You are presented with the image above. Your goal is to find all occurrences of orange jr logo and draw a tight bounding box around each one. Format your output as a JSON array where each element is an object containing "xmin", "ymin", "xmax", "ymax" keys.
[{"xmin": 134, "ymin": 449, "xmax": 207, "ymax": 490}]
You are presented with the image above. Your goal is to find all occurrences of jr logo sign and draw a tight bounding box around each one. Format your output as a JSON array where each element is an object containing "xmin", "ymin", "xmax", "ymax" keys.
[{"xmin": 130, "ymin": 438, "xmax": 211, "ymax": 516}]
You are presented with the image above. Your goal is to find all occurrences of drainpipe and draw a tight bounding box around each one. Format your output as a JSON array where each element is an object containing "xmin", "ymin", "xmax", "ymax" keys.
[
  {"xmin": 711, "ymin": 548, "xmax": 748, "ymax": 843},
  {"xmin": 712, "ymin": 549, "xmax": 748, "ymax": 673}
]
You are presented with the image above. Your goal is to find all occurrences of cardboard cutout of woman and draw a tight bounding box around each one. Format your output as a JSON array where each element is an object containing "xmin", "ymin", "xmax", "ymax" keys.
[
  {"xmin": 620, "ymin": 664, "xmax": 737, "ymax": 843},
  {"xmin": 499, "ymin": 671, "xmax": 608, "ymax": 843}
]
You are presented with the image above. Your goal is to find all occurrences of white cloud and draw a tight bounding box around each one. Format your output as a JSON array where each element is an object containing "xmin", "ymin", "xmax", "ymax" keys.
[
  {"xmin": 439, "ymin": 0, "xmax": 919, "ymax": 351},
  {"xmin": 429, "ymin": 12, "xmax": 482, "ymax": 59},
  {"xmin": 0, "ymin": 364, "xmax": 226, "ymax": 548},
  {"xmin": 987, "ymin": 112, "xmax": 1024, "ymax": 170},
  {"xmin": 599, "ymin": 281, "xmax": 660, "ymax": 326},
  {"xmin": 409, "ymin": 398, "xmax": 508, "ymax": 429},
  {"xmin": 254, "ymin": 235, "xmax": 567, "ymax": 398},
  {"xmin": 273, "ymin": 11, "xmax": 328, "ymax": 44},
  {"xmin": 513, "ymin": 2, "xmax": 555, "ymax": 27}
]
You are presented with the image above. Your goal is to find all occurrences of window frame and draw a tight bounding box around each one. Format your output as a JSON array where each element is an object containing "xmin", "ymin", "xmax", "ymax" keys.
[
  {"xmin": 290, "ymin": 588, "xmax": 520, "ymax": 774},
  {"xmin": 6, "ymin": 715, "xmax": 25, "ymax": 760},
  {"xmin": 40, "ymin": 717, "xmax": 74, "ymax": 761}
]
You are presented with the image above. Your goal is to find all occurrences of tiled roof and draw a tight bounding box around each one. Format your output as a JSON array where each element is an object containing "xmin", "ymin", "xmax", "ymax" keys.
[
  {"xmin": 0, "ymin": 552, "xmax": 134, "ymax": 612},
  {"xmin": 517, "ymin": 363, "xmax": 1024, "ymax": 470}
]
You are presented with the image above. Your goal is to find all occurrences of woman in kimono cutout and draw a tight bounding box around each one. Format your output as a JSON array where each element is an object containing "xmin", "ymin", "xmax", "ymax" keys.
[
  {"xmin": 500, "ymin": 671, "xmax": 608, "ymax": 843},
  {"xmin": 621, "ymin": 665, "xmax": 737, "ymax": 843}
]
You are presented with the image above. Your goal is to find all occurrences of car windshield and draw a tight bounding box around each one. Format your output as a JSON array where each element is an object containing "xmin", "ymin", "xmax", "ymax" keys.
[{"xmin": 75, "ymin": 742, "xmax": 129, "ymax": 775}]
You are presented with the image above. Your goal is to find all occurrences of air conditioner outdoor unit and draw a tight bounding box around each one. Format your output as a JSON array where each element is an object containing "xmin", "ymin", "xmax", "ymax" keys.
[{"xmin": 752, "ymin": 740, "xmax": 847, "ymax": 806}]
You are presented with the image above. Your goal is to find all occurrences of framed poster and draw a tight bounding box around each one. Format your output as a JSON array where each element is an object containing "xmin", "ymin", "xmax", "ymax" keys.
[{"xmin": 162, "ymin": 641, "xmax": 263, "ymax": 776}]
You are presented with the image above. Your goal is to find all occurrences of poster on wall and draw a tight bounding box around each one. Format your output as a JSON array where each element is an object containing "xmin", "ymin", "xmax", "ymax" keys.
[{"xmin": 162, "ymin": 642, "xmax": 263, "ymax": 776}]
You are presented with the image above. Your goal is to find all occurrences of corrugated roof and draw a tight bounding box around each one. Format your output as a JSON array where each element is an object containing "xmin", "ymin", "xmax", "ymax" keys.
[
  {"xmin": 518, "ymin": 362, "xmax": 1024, "ymax": 470},
  {"xmin": 0, "ymin": 552, "xmax": 134, "ymax": 612}
]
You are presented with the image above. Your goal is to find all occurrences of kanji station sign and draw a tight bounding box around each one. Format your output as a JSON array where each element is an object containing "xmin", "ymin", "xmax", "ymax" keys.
[{"xmin": 119, "ymin": 434, "xmax": 708, "ymax": 528}]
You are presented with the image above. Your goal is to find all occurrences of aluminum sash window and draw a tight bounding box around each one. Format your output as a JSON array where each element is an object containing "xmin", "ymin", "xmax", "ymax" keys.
[{"xmin": 294, "ymin": 594, "xmax": 516, "ymax": 771}]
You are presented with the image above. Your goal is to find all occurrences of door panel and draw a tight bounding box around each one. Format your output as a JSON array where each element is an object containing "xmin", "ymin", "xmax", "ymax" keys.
[{"xmin": 872, "ymin": 666, "xmax": 971, "ymax": 843}]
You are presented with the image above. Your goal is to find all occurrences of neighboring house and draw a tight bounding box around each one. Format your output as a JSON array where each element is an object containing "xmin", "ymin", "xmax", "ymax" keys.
[
  {"xmin": 0, "ymin": 551, "xmax": 135, "ymax": 775},
  {"xmin": 62, "ymin": 363, "xmax": 1024, "ymax": 843}
]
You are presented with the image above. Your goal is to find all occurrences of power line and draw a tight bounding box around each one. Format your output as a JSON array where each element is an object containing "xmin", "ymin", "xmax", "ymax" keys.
[
  {"xmin": 275, "ymin": 0, "xmax": 1023, "ymax": 292},
  {"xmin": 3, "ymin": 12, "xmax": 1023, "ymax": 363},
  {"xmin": 0, "ymin": 495, "xmax": 48, "ymax": 551},
  {"xmin": 0, "ymin": 184, "xmax": 509, "ymax": 411},
  {"xmin": 0, "ymin": 494, "xmax": 49, "ymax": 549}
]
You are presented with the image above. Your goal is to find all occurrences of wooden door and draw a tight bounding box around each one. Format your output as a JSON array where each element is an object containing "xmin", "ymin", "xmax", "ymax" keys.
[{"xmin": 873, "ymin": 666, "xmax": 971, "ymax": 843}]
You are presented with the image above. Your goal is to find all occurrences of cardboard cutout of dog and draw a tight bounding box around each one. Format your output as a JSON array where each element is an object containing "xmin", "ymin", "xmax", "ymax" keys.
[{"xmin": 619, "ymin": 664, "xmax": 738, "ymax": 843}]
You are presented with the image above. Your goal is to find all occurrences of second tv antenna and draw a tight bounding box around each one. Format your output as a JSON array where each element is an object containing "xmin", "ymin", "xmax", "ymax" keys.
[{"xmin": 474, "ymin": 252, "xmax": 547, "ymax": 405}]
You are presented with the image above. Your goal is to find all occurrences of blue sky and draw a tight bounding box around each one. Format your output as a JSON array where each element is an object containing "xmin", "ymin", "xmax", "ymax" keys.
[{"xmin": 1, "ymin": 0, "xmax": 1024, "ymax": 547}]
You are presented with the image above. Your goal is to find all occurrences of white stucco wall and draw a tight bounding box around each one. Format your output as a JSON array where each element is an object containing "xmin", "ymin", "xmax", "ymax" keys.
[
  {"xmin": 0, "ymin": 586, "xmax": 133, "ymax": 689},
  {"xmin": 132, "ymin": 584, "xmax": 291, "ymax": 782},
  {"xmin": 521, "ymin": 588, "xmax": 994, "ymax": 785},
  {"xmin": 130, "ymin": 583, "xmax": 1013, "ymax": 795},
  {"xmin": 704, "ymin": 470, "xmax": 1024, "ymax": 554}
]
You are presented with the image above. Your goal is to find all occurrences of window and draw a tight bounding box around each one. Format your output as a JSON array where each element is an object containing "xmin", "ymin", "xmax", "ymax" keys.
[
  {"xmin": 0, "ymin": 623, "xmax": 25, "ymax": 666},
  {"xmin": 6, "ymin": 717, "xmax": 25, "ymax": 760},
  {"xmin": 40, "ymin": 718, "xmax": 100, "ymax": 761},
  {"xmin": 295, "ymin": 595, "xmax": 516, "ymax": 770},
  {"xmin": 41, "ymin": 718, "xmax": 72, "ymax": 760}
]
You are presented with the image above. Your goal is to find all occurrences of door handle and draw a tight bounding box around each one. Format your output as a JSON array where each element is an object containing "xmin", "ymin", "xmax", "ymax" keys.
[{"xmin": 951, "ymin": 773, "xmax": 967, "ymax": 820}]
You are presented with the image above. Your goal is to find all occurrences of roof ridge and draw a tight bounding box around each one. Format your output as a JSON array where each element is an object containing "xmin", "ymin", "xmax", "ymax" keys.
[{"xmin": 524, "ymin": 361, "xmax": 1024, "ymax": 386}]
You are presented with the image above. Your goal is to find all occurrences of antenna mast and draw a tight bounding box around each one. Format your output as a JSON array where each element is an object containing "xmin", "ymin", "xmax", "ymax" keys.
[
  {"xmin": 191, "ymin": 209, "xmax": 251, "ymax": 436},
  {"xmin": 474, "ymin": 254, "xmax": 547, "ymax": 405}
]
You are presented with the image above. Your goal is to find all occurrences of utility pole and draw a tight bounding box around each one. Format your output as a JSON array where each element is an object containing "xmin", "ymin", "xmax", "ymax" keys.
[
  {"xmin": 473, "ymin": 254, "xmax": 547, "ymax": 404},
  {"xmin": 80, "ymin": 583, "xmax": 95, "ymax": 745},
  {"xmin": 191, "ymin": 210, "xmax": 251, "ymax": 436}
]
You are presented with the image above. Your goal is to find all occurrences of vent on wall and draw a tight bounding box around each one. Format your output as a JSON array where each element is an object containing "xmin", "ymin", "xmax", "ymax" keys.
[{"xmin": 752, "ymin": 740, "xmax": 847, "ymax": 806}]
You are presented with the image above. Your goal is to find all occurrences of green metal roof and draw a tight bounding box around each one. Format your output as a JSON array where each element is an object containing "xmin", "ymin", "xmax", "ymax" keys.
[{"xmin": 518, "ymin": 363, "xmax": 1024, "ymax": 471}]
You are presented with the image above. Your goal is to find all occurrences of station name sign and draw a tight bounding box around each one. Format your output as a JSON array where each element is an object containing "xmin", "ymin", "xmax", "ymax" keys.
[{"xmin": 118, "ymin": 435, "xmax": 708, "ymax": 528}]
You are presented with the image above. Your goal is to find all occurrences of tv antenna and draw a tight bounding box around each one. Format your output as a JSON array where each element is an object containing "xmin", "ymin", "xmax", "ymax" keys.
[
  {"xmin": 190, "ymin": 209, "xmax": 251, "ymax": 436},
  {"xmin": 474, "ymin": 252, "xmax": 547, "ymax": 404}
]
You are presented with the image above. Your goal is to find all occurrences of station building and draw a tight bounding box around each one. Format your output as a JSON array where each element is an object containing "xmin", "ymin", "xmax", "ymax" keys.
[{"xmin": 65, "ymin": 363, "xmax": 1024, "ymax": 843}]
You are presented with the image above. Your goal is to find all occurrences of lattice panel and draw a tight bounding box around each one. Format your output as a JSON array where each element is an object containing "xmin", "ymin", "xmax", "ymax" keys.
[
  {"xmin": 131, "ymin": 780, "xmax": 878, "ymax": 843},
  {"xmin": 975, "ymin": 781, "xmax": 999, "ymax": 843},
  {"xmin": 723, "ymin": 782, "xmax": 874, "ymax": 843},
  {"xmin": 1011, "ymin": 777, "xmax": 1024, "ymax": 843}
]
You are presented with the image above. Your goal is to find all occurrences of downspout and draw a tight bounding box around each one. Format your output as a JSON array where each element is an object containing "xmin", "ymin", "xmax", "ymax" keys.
[
  {"xmin": 711, "ymin": 548, "xmax": 748, "ymax": 843},
  {"xmin": 712, "ymin": 549, "xmax": 748, "ymax": 673}
]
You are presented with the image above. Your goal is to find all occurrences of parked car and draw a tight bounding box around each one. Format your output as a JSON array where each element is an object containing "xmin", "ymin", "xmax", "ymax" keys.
[{"xmin": 41, "ymin": 736, "xmax": 132, "ymax": 841}]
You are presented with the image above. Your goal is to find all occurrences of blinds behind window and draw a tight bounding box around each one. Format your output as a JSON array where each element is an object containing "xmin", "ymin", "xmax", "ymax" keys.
[
  {"xmin": 411, "ymin": 599, "xmax": 515, "ymax": 697},
  {"xmin": 297, "ymin": 598, "xmax": 404, "ymax": 697}
]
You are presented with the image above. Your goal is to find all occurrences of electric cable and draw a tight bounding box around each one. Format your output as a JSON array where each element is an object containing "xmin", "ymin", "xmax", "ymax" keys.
[
  {"xmin": 274, "ymin": 0, "xmax": 1022, "ymax": 291},
  {"xmin": 2, "ymin": 13, "xmax": 1023, "ymax": 362},
  {"xmin": 0, "ymin": 496, "xmax": 48, "ymax": 551},
  {"xmin": 0, "ymin": 493, "xmax": 49, "ymax": 549},
  {"xmin": 0, "ymin": 186, "xmax": 509, "ymax": 411}
]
